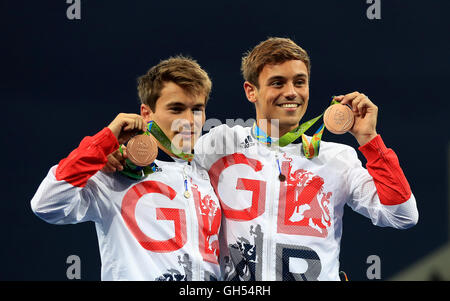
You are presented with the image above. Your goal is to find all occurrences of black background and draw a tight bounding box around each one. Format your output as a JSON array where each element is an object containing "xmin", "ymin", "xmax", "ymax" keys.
[{"xmin": 1, "ymin": 0, "xmax": 449, "ymax": 280}]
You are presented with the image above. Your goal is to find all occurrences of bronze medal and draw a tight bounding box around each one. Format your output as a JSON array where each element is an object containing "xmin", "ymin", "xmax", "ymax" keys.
[
  {"xmin": 323, "ymin": 103, "xmax": 354, "ymax": 135},
  {"xmin": 278, "ymin": 174, "xmax": 286, "ymax": 182},
  {"xmin": 126, "ymin": 134, "xmax": 158, "ymax": 167}
]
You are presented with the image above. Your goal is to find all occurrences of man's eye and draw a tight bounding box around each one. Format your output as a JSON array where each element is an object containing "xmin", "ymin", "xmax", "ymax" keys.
[
  {"xmin": 271, "ymin": 81, "xmax": 282, "ymax": 87},
  {"xmin": 170, "ymin": 107, "xmax": 183, "ymax": 112},
  {"xmin": 295, "ymin": 81, "xmax": 305, "ymax": 86}
]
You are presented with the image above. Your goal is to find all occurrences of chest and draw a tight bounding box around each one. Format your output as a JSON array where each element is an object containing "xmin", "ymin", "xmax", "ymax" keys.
[
  {"xmin": 206, "ymin": 148, "xmax": 349, "ymax": 238},
  {"xmin": 99, "ymin": 167, "xmax": 221, "ymax": 253}
]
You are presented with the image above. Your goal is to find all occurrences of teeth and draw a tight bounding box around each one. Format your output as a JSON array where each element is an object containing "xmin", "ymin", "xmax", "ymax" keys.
[{"xmin": 280, "ymin": 103, "xmax": 299, "ymax": 108}]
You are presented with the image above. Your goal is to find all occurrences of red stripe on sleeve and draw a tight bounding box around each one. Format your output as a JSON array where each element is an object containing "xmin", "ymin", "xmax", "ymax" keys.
[
  {"xmin": 358, "ymin": 135, "xmax": 412, "ymax": 205},
  {"xmin": 55, "ymin": 127, "xmax": 119, "ymax": 187}
]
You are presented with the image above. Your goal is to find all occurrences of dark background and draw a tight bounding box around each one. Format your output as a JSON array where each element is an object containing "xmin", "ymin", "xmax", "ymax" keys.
[{"xmin": 1, "ymin": 0, "xmax": 449, "ymax": 280}]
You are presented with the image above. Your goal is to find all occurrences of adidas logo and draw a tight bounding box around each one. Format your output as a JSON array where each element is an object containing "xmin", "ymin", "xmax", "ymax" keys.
[{"xmin": 240, "ymin": 135, "xmax": 255, "ymax": 149}]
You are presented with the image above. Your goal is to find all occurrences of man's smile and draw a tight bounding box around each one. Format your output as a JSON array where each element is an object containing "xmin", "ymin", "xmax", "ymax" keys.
[
  {"xmin": 177, "ymin": 131, "xmax": 195, "ymax": 138},
  {"xmin": 275, "ymin": 101, "xmax": 303, "ymax": 111}
]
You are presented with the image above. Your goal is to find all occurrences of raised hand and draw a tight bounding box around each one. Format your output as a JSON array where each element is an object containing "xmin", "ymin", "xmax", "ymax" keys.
[
  {"xmin": 334, "ymin": 92, "xmax": 378, "ymax": 146},
  {"xmin": 107, "ymin": 113, "xmax": 147, "ymax": 145}
]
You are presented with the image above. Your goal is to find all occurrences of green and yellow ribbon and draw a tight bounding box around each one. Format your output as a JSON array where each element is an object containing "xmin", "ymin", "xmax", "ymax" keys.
[
  {"xmin": 252, "ymin": 97, "xmax": 340, "ymax": 159},
  {"xmin": 147, "ymin": 121, "xmax": 194, "ymax": 162}
]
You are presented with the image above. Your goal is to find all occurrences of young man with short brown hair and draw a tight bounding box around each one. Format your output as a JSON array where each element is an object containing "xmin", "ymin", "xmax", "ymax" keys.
[
  {"xmin": 195, "ymin": 37, "xmax": 418, "ymax": 281},
  {"xmin": 31, "ymin": 56, "xmax": 222, "ymax": 281}
]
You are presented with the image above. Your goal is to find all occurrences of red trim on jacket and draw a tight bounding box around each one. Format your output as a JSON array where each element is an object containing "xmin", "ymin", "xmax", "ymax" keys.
[
  {"xmin": 55, "ymin": 128, "xmax": 119, "ymax": 187},
  {"xmin": 358, "ymin": 135, "xmax": 412, "ymax": 205}
]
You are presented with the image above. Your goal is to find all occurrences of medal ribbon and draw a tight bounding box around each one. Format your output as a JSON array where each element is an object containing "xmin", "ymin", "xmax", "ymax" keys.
[
  {"xmin": 148, "ymin": 121, "xmax": 194, "ymax": 162},
  {"xmin": 252, "ymin": 97, "xmax": 340, "ymax": 159}
]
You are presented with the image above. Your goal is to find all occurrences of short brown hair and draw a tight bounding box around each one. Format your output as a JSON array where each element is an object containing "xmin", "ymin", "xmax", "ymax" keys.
[
  {"xmin": 241, "ymin": 37, "xmax": 311, "ymax": 87},
  {"xmin": 137, "ymin": 56, "xmax": 212, "ymax": 111}
]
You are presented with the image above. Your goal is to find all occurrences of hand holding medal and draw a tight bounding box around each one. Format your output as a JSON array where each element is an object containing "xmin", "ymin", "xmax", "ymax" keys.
[
  {"xmin": 106, "ymin": 114, "xmax": 158, "ymax": 178},
  {"xmin": 333, "ymin": 92, "xmax": 378, "ymax": 145},
  {"xmin": 115, "ymin": 121, "xmax": 159, "ymax": 180},
  {"xmin": 253, "ymin": 93, "xmax": 379, "ymax": 181},
  {"xmin": 106, "ymin": 115, "xmax": 194, "ymax": 179},
  {"xmin": 107, "ymin": 113, "xmax": 147, "ymax": 145},
  {"xmin": 126, "ymin": 128, "xmax": 158, "ymax": 167}
]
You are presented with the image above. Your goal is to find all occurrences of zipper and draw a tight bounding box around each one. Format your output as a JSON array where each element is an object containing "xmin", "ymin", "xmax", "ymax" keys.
[
  {"xmin": 183, "ymin": 164, "xmax": 202, "ymax": 281},
  {"xmin": 264, "ymin": 146, "xmax": 280, "ymax": 281}
]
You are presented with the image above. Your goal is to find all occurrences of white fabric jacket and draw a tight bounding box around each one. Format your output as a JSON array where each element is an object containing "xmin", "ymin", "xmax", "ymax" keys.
[
  {"xmin": 31, "ymin": 128, "xmax": 222, "ymax": 281},
  {"xmin": 194, "ymin": 125, "xmax": 418, "ymax": 281}
]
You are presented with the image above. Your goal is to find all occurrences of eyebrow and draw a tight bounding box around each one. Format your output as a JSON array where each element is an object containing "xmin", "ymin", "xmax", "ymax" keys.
[
  {"xmin": 266, "ymin": 76, "xmax": 285, "ymax": 82},
  {"xmin": 166, "ymin": 102, "xmax": 187, "ymax": 107},
  {"xmin": 266, "ymin": 73, "xmax": 308, "ymax": 82},
  {"xmin": 166, "ymin": 101, "xmax": 205, "ymax": 108},
  {"xmin": 294, "ymin": 73, "xmax": 308, "ymax": 79}
]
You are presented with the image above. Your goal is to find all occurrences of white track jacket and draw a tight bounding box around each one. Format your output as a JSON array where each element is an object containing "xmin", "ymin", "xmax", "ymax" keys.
[
  {"xmin": 31, "ymin": 128, "xmax": 222, "ymax": 281},
  {"xmin": 194, "ymin": 125, "xmax": 418, "ymax": 281}
]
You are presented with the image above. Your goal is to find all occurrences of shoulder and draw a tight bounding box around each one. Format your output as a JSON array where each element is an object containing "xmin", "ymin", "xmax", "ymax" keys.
[
  {"xmin": 200, "ymin": 124, "xmax": 250, "ymax": 139},
  {"xmin": 195, "ymin": 124, "xmax": 251, "ymax": 152}
]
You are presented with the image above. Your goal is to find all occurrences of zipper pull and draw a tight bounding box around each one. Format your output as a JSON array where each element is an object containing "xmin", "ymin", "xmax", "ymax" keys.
[
  {"xmin": 183, "ymin": 166, "xmax": 191, "ymax": 198},
  {"xmin": 275, "ymin": 151, "xmax": 286, "ymax": 182}
]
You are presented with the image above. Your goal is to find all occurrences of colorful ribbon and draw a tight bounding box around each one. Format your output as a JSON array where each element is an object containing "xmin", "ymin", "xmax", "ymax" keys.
[
  {"xmin": 252, "ymin": 97, "xmax": 340, "ymax": 159},
  {"xmin": 148, "ymin": 121, "xmax": 194, "ymax": 162}
]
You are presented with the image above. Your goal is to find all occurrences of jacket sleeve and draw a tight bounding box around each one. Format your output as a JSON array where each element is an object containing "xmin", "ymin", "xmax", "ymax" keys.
[
  {"xmin": 30, "ymin": 127, "xmax": 119, "ymax": 225},
  {"xmin": 344, "ymin": 135, "xmax": 418, "ymax": 229}
]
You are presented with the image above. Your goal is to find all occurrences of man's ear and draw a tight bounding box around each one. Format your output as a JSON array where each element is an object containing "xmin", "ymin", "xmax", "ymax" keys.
[
  {"xmin": 140, "ymin": 104, "xmax": 153, "ymax": 123},
  {"xmin": 243, "ymin": 81, "xmax": 258, "ymax": 103}
]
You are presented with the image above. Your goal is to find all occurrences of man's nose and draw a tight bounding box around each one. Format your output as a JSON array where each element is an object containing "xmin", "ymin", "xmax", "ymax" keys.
[
  {"xmin": 283, "ymin": 82, "xmax": 298, "ymax": 100},
  {"xmin": 181, "ymin": 110, "xmax": 195, "ymax": 128}
]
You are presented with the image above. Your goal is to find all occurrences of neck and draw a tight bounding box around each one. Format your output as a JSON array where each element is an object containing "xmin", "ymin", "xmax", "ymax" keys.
[{"xmin": 256, "ymin": 119, "xmax": 299, "ymax": 138}]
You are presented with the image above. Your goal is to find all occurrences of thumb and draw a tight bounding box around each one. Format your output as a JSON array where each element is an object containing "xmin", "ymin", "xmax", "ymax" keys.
[
  {"xmin": 333, "ymin": 95, "xmax": 344, "ymax": 102},
  {"xmin": 122, "ymin": 145, "xmax": 128, "ymax": 159}
]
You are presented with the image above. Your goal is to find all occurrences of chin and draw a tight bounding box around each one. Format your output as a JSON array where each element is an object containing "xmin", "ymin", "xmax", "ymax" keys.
[
  {"xmin": 180, "ymin": 139, "xmax": 196, "ymax": 153},
  {"xmin": 279, "ymin": 116, "xmax": 302, "ymax": 126},
  {"xmin": 180, "ymin": 146, "xmax": 194, "ymax": 154}
]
